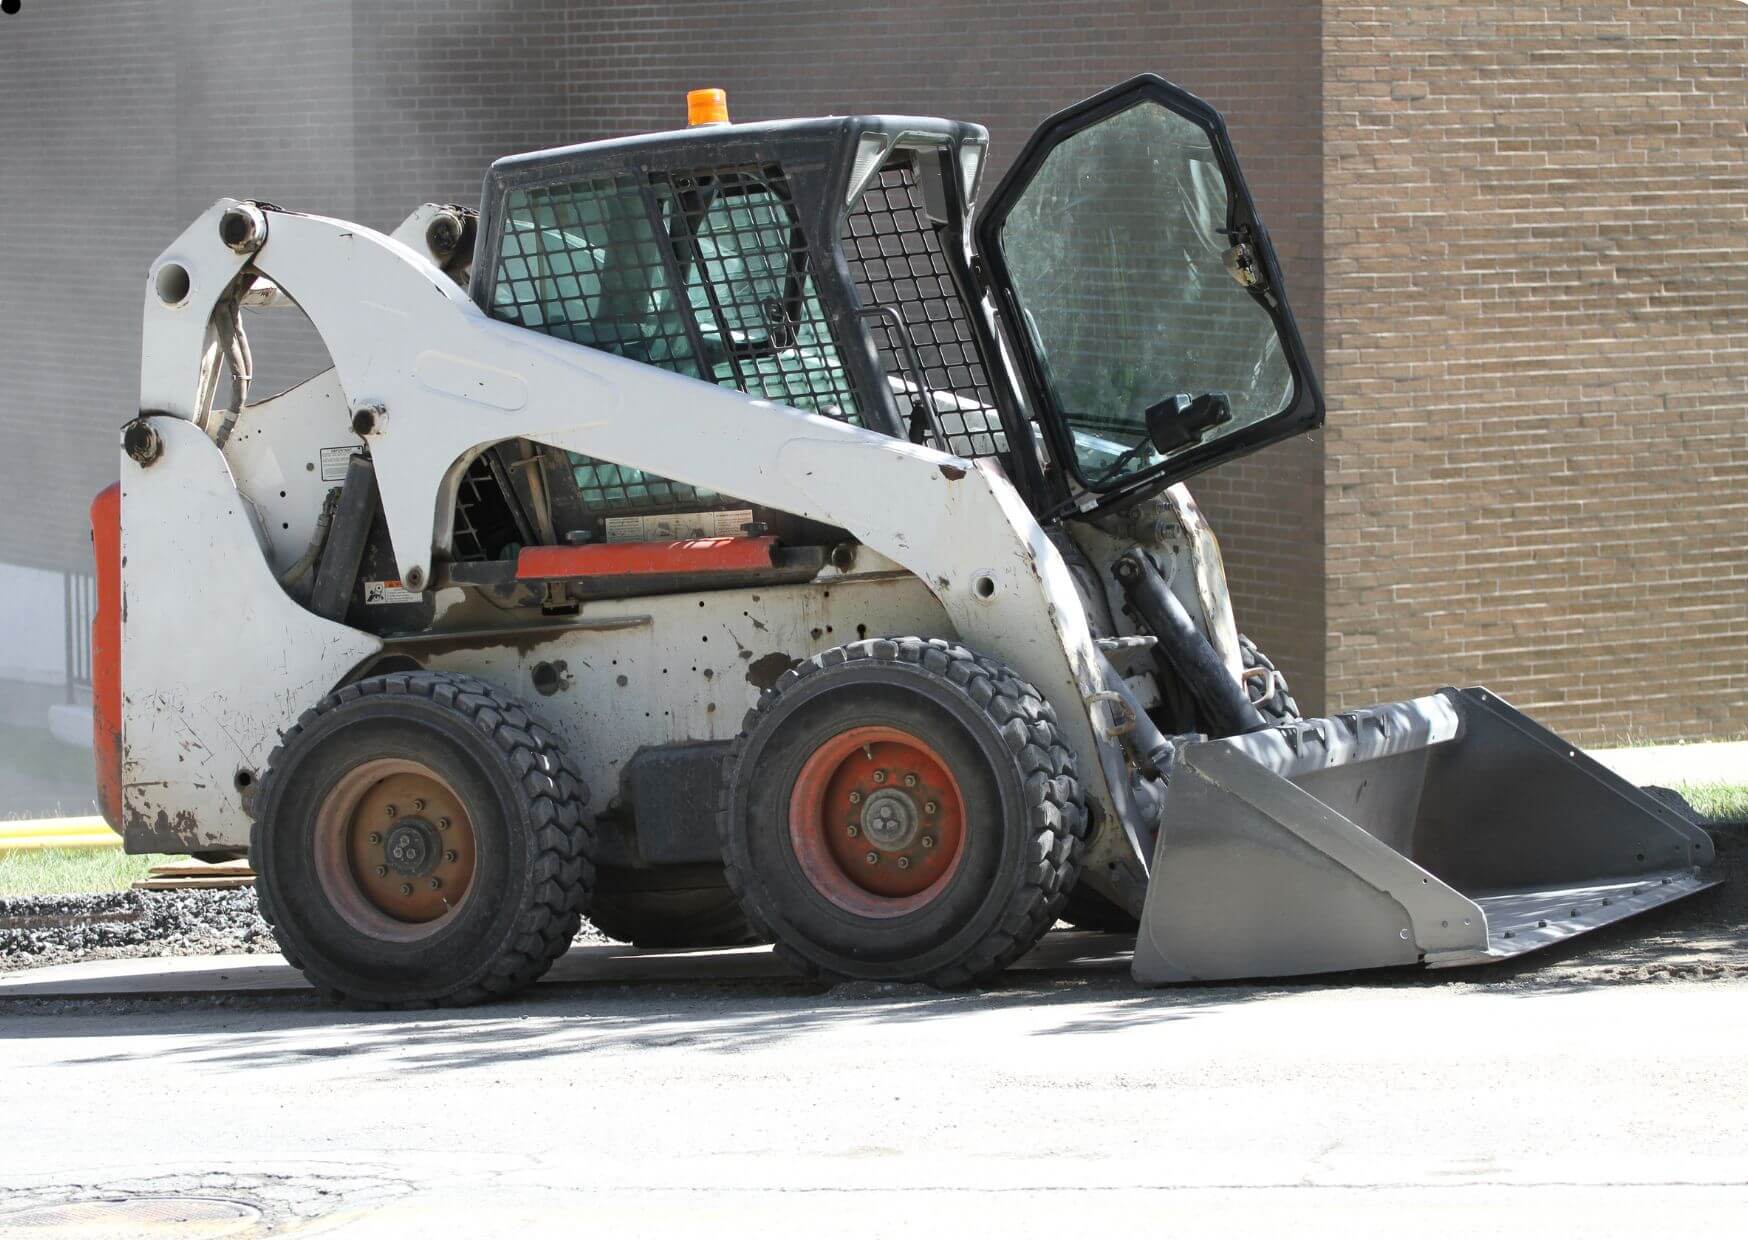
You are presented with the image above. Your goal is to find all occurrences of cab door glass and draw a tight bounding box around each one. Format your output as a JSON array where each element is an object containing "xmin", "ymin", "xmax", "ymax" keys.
[{"xmin": 993, "ymin": 99, "xmax": 1297, "ymax": 486}]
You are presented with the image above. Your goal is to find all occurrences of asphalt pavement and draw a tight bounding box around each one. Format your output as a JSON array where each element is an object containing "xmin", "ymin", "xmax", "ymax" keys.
[{"xmin": 1, "ymin": 931, "xmax": 1745, "ymax": 1237}]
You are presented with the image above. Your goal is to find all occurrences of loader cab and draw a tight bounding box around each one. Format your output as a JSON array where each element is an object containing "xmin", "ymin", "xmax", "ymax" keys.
[
  {"xmin": 468, "ymin": 75, "xmax": 1321, "ymax": 542},
  {"xmin": 471, "ymin": 113, "xmax": 1030, "ymax": 546}
]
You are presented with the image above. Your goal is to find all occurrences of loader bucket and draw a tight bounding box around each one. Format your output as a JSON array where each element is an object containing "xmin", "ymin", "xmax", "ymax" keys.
[{"xmin": 1133, "ymin": 688, "xmax": 1720, "ymax": 983}]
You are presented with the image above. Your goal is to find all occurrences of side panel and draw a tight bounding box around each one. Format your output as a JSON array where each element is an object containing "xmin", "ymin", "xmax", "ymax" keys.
[
  {"xmin": 220, "ymin": 367, "xmax": 358, "ymax": 578},
  {"xmin": 120, "ymin": 418, "xmax": 381, "ymax": 853},
  {"xmin": 415, "ymin": 571, "xmax": 955, "ymax": 816}
]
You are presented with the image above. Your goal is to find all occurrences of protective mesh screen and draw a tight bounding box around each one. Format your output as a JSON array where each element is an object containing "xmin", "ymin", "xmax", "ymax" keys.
[
  {"xmin": 842, "ymin": 152, "xmax": 1006, "ymax": 459},
  {"xmin": 489, "ymin": 164, "xmax": 859, "ymax": 515}
]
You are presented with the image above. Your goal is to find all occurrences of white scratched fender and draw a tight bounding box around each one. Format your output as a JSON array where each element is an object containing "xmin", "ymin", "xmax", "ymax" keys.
[{"xmin": 119, "ymin": 417, "xmax": 381, "ymax": 851}]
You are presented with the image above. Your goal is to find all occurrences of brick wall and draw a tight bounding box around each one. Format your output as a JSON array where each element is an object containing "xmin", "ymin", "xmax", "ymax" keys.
[{"xmin": 1322, "ymin": 2, "xmax": 1748, "ymax": 741}]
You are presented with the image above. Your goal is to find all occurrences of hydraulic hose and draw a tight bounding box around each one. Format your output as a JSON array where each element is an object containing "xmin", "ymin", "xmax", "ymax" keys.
[{"xmin": 1112, "ymin": 549, "xmax": 1268, "ymax": 738}]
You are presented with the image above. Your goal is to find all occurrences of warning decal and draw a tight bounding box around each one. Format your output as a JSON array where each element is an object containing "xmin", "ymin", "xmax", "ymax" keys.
[
  {"xmin": 364, "ymin": 579, "xmax": 425, "ymax": 606},
  {"xmin": 319, "ymin": 446, "xmax": 360, "ymax": 481},
  {"xmin": 603, "ymin": 509, "xmax": 756, "ymax": 543}
]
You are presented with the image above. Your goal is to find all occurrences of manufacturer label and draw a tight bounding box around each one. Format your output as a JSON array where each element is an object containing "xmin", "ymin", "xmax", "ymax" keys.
[
  {"xmin": 364, "ymin": 579, "xmax": 424, "ymax": 606},
  {"xmin": 319, "ymin": 445, "xmax": 359, "ymax": 481},
  {"xmin": 603, "ymin": 509, "xmax": 756, "ymax": 543}
]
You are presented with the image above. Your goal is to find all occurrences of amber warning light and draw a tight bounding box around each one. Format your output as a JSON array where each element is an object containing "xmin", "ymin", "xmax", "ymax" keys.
[{"xmin": 687, "ymin": 88, "xmax": 730, "ymax": 127}]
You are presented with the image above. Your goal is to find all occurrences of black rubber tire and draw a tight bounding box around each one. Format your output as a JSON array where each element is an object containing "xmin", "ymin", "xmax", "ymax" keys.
[
  {"xmin": 1058, "ymin": 884, "xmax": 1140, "ymax": 934},
  {"xmin": 719, "ymin": 637, "xmax": 1088, "ymax": 987},
  {"xmin": 250, "ymin": 670, "xmax": 595, "ymax": 1008},
  {"xmin": 586, "ymin": 864, "xmax": 762, "ymax": 948},
  {"xmin": 1239, "ymin": 633, "xmax": 1301, "ymax": 724}
]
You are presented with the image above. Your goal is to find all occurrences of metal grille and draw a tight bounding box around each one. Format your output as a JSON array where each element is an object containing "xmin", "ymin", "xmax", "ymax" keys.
[
  {"xmin": 451, "ymin": 455, "xmax": 524, "ymax": 561},
  {"xmin": 656, "ymin": 165, "xmax": 864, "ymax": 421},
  {"xmin": 843, "ymin": 153, "xmax": 1007, "ymax": 459},
  {"xmin": 491, "ymin": 173, "xmax": 702, "ymax": 374},
  {"xmin": 489, "ymin": 164, "xmax": 861, "ymax": 515}
]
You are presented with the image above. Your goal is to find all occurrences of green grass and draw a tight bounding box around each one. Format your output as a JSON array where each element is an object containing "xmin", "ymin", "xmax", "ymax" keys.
[
  {"xmin": 1675, "ymin": 782, "xmax": 1748, "ymax": 825},
  {"xmin": 0, "ymin": 848, "xmax": 164, "ymax": 899}
]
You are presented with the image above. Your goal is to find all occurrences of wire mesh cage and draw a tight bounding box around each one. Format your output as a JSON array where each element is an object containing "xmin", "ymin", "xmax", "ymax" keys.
[
  {"xmin": 488, "ymin": 162, "xmax": 864, "ymax": 517},
  {"xmin": 841, "ymin": 152, "xmax": 1006, "ymax": 460}
]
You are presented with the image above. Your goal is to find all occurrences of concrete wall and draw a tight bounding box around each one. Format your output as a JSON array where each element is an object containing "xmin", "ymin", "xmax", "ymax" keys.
[{"xmin": 1322, "ymin": 3, "xmax": 1748, "ymax": 740}]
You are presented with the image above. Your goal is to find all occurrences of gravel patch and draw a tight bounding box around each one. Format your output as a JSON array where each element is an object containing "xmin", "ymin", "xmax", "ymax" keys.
[
  {"xmin": 0, "ymin": 887, "xmax": 616, "ymax": 974},
  {"xmin": 0, "ymin": 889, "xmax": 278, "ymax": 972}
]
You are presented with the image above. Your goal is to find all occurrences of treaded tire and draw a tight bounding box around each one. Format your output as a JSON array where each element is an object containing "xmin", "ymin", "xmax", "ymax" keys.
[
  {"xmin": 586, "ymin": 864, "xmax": 761, "ymax": 948},
  {"xmin": 718, "ymin": 637, "xmax": 1088, "ymax": 987},
  {"xmin": 250, "ymin": 670, "xmax": 595, "ymax": 1008},
  {"xmin": 1239, "ymin": 633, "xmax": 1300, "ymax": 724}
]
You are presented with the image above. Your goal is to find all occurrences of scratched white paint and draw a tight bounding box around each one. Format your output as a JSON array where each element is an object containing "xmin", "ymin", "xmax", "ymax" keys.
[{"xmin": 119, "ymin": 418, "xmax": 380, "ymax": 849}]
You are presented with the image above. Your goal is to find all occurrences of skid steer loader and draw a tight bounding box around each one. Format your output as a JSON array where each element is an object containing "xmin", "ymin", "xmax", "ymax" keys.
[{"xmin": 95, "ymin": 76, "xmax": 1718, "ymax": 1005}]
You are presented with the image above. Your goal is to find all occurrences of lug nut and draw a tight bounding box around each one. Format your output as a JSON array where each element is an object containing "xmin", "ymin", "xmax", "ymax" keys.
[
  {"xmin": 903, "ymin": 773, "xmax": 918, "ymax": 787},
  {"xmin": 384, "ymin": 804, "xmax": 398, "ymax": 818},
  {"xmin": 368, "ymin": 832, "xmax": 383, "ymax": 845},
  {"xmin": 399, "ymin": 883, "xmax": 413, "ymax": 896},
  {"xmin": 848, "ymin": 791, "xmax": 862, "ymax": 805},
  {"xmin": 921, "ymin": 835, "xmax": 935, "ymax": 849},
  {"xmin": 897, "ymin": 856, "xmax": 911, "ymax": 870},
  {"xmin": 865, "ymin": 851, "xmax": 879, "ymax": 865},
  {"xmin": 847, "ymin": 824, "xmax": 860, "ymax": 838},
  {"xmin": 924, "ymin": 801, "xmax": 938, "ymax": 814},
  {"xmin": 444, "ymin": 850, "xmax": 458, "ymax": 863},
  {"xmin": 429, "ymin": 878, "xmax": 443, "ymax": 890},
  {"xmin": 412, "ymin": 798, "xmax": 426, "ymax": 812},
  {"xmin": 872, "ymin": 770, "xmax": 887, "ymax": 784},
  {"xmin": 438, "ymin": 817, "xmax": 451, "ymax": 830},
  {"xmin": 375, "ymin": 865, "xmax": 388, "ymax": 877}
]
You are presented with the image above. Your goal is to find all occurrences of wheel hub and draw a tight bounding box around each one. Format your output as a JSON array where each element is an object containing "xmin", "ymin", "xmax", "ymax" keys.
[
  {"xmin": 313, "ymin": 760, "xmax": 478, "ymax": 937},
  {"xmin": 384, "ymin": 818, "xmax": 441, "ymax": 876},
  {"xmin": 789, "ymin": 725, "xmax": 968, "ymax": 917},
  {"xmin": 859, "ymin": 788, "xmax": 919, "ymax": 850}
]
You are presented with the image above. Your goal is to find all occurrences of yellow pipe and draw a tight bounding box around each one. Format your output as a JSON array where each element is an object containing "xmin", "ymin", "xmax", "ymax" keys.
[
  {"xmin": 0, "ymin": 816, "xmax": 115, "ymax": 840},
  {"xmin": 0, "ymin": 834, "xmax": 124, "ymax": 854}
]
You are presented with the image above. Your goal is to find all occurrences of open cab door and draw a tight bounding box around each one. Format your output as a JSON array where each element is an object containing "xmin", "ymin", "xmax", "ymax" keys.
[{"xmin": 976, "ymin": 75, "xmax": 1323, "ymax": 506}]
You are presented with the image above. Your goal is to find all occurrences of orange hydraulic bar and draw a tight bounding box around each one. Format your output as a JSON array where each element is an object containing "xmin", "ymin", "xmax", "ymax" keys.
[{"xmin": 515, "ymin": 536, "xmax": 778, "ymax": 581}]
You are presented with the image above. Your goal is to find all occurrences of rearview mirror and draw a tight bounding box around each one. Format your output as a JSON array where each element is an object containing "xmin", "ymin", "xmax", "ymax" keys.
[{"xmin": 1145, "ymin": 391, "xmax": 1232, "ymax": 455}]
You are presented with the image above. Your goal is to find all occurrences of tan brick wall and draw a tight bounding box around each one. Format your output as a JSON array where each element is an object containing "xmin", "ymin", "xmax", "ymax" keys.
[{"xmin": 1322, "ymin": 2, "xmax": 1748, "ymax": 742}]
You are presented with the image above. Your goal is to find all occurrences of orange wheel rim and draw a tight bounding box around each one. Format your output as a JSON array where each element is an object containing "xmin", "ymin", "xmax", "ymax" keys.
[
  {"xmin": 789, "ymin": 725, "xmax": 967, "ymax": 918},
  {"xmin": 312, "ymin": 758, "xmax": 478, "ymax": 941}
]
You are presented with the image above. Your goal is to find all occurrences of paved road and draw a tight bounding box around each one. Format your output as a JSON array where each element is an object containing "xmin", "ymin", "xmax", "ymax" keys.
[{"xmin": 1, "ymin": 942, "xmax": 1745, "ymax": 1237}]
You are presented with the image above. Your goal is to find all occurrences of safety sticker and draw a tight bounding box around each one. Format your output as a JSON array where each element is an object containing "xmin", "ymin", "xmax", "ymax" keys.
[
  {"xmin": 603, "ymin": 509, "xmax": 756, "ymax": 543},
  {"xmin": 364, "ymin": 579, "xmax": 424, "ymax": 606},
  {"xmin": 319, "ymin": 445, "xmax": 360, "ymax": 481}
]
